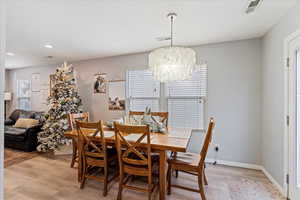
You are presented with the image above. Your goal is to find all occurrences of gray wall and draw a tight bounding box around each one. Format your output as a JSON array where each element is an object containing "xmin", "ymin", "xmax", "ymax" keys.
[
  {"xmin": 261, "ymin": 2, "xmax": 300, "ymax": 187},
  {"xmin": 6, "ymin": 38, "xmax": 262, "ymax": 165}
]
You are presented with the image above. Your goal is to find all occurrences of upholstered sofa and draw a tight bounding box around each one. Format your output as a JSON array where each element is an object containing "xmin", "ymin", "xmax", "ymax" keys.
[{"xmin": 4, "ymin": 109, "xmax": 44, "ymax": 152}]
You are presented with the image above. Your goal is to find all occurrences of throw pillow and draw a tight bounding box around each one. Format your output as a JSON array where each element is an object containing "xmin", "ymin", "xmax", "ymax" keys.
[{"xmin": 13, "ymin": 118, "xmax": 39, "ymax": 129}]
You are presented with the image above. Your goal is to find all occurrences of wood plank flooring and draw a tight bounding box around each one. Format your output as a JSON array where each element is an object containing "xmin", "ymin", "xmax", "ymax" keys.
[{"xmin": 4, "ymin": 155, "xmax": 284, "ymax": 200}]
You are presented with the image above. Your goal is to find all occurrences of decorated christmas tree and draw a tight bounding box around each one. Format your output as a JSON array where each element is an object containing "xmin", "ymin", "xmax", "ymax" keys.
[{"xmin": 37, "ymin": 62, "xmax": 82, "ymax": 152}]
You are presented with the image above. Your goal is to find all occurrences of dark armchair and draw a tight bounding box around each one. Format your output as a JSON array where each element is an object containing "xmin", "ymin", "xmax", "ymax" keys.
[{"xmin": 4, "ymin": 109, "xmax": 44, "ymax": 152}]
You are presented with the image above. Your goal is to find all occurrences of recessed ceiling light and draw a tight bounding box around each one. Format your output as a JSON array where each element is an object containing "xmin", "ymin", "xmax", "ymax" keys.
[
  {"xmin": 6, "ymin": 52, "xmax": 15, "ymax": 56},
  {"xmin": 44, "ymin": 44, "xmax": 53, "ymax": 49}
]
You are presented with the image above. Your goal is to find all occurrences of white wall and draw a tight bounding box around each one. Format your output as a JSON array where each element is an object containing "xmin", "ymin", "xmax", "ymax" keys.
[
  {"xmin": 262, "ymin": 1, "xmax": 300, "ymax": 187},
  {"xmin": 6, "ymin": 38, "xmax": 262, "ymax": 165},
  {"xmin": 191, "ymin": 39, "xmax": 261, "ymax": 165}
]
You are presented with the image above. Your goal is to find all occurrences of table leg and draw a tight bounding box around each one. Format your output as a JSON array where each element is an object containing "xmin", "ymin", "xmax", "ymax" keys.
[
  {"xmin": 159, "ymin": 150, "xmax": 166, "ymax": 200},
  {"xmin": 78, "ymin": 152, "xmax": 81, "ymax": 182},
  {"xmin": 77, "ymin": 140, "xmax": 82, "ymax": 182}
]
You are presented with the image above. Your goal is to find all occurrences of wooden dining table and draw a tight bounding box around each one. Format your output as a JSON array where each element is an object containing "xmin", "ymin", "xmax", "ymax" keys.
[{"xmin": 64, "ymin": 127, "xmax": 192, "ymax": 200}]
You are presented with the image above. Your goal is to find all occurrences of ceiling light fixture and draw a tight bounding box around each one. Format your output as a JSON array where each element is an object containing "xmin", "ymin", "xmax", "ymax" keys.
[
  {"xmin": 6, "ymin": 52, "xmax": 15, "ymax": 56},
  {"xmin": 44, "ymin": 44, "xmax": 53, "ymax": 49},
  {"xmin": 148, "ymin": 12, "xmax": 206, "ymax": 82}
]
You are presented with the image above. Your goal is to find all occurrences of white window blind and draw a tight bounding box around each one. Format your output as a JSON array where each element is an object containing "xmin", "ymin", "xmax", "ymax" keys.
[
  {"xmin": 166, "ymin": 67, "xmax": 207, "ymax": 129},
  {"xmin": 127, "ymin": 70, "xmax": 160, "ymax": 98},
  {"xmin": 126, "ymin": 66, "xmax": 207, "ymax": 129},
  {"xmin": 126, "ymin": 70, "xmax": 160, "ymax": 111},
  {"xmin": 17, "ymin": 79, "xmax": 32, "ymax": 111},
  {"xmin": 168, "ymin": 99, "xmax": 204, "ymax": 129},
  {"xmin": 18, "ymin": 98, "xmax": 31, "ymax": 110},
  {"xmin": 166, "ymin": 70, "xmax": 207, "ymax": 97}
]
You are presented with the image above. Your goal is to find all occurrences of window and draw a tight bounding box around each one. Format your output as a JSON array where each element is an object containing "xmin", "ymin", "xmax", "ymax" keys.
[
  {"xmin": 166, "ymin": 70, "xmax": 207, "ymax": 129},
  {"xmin": 18, "ymin": 98, "xmax": 31, "ymax": 110},
  {"xmin": 126, "ymin": 70, "xmax": 160, "ymax": 112},
  {"xmin": 126, "ymin": 67, "xmax": 207, "ymax": 129},
  {"xmin": 17, "ymin": 80, "xmax": 31, "ymax": 110}
]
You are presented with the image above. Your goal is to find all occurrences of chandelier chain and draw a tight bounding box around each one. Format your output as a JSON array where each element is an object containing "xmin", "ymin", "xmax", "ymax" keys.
[
  {"xmin": 149, "ymin": 12, "xmax": 205, "ymax": 82},
  {"xmin": 170, "ymin": 15, "xmax": 174, "ymax": 47}
]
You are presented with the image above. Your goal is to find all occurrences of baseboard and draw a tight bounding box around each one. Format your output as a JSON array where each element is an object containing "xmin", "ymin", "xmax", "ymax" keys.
[
  {"xmin": 261, "ymin": 167, "xmax": 285, "ymax": 197},
  {"xmin": 205, "ymin": 158, "xmax": 285, "ymax": 197},
  {"xmin": 205, "ymin": 158, "xmax": 262, "ymax": 170}
]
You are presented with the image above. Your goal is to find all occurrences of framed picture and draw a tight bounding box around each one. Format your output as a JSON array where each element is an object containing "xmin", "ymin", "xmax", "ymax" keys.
[
  {"xmin": 108, "ymin": 80, "xmax": 125, "ymax": 110},
  {"xmin": 31, "ymin": 73, "xmax": 40, "ymax": 92},
  {"xmin": 94, "ymin": 73, "xmax": 107, "ymax": 94}
]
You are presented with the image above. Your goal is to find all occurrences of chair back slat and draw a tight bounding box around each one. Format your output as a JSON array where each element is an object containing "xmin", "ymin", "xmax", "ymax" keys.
[
  {"xmin": 114, "ymin": 122, "xmax": 151, "ymax": 167},
  {"xmin": 69, "ymin": 112, "xmax": 89, "ymax": 130},
  {"xmin": 129, "ymin": 111, "xmax": 169, "ymax": 127},
  {"xmin": 199, "ymin": 118, "xmax": 215, "ymax": 168},
  {"xmin": 76, "ymin": 121, "xmax": 106, "ymax": 159}
]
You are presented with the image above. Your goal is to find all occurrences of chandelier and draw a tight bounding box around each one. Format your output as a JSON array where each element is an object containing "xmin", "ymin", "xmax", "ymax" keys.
[{"xmin": 149, "ymin": 13, "xmax": 206, "ymax": 82}]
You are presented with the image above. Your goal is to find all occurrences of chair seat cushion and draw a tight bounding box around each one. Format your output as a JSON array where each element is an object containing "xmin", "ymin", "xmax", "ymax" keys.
[{"xmin": 168, "ymin": 152, "xmax": 201, "ymax": 168}]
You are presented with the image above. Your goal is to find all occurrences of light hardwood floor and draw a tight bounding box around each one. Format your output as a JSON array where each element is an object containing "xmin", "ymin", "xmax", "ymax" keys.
[{"xmin": 4, "ymin": 155, "xmax": 284, "ymax": 200}]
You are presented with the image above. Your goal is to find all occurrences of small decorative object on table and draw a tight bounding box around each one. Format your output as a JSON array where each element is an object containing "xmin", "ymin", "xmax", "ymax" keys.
[
  {"xmin": 141, "ymin": 107, "xmax": 166, "ymax": 133},
  {"xmin": 106, "ymin": 117, "xmax": 125, "ymax": 129}
]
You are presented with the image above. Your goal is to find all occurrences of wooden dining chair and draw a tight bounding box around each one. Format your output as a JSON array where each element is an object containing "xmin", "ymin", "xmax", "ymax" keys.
[
  {"xmin": 68, "ymin": 112, "xmax": 89, "ymax": 168},
  {"xmin": 76, "ymin": 120, "xmax": 118, "ymax": 196},
  {"xmin": 167, "ymin": 118, "xmax": 215, "ymax": 200},
  {"xmin": 129, "ymin": 111, "xmax": 169, "ymax": 127},
  {"xmin": 114, "ymin": 122, "xmax": 159, "ymax": 200}
]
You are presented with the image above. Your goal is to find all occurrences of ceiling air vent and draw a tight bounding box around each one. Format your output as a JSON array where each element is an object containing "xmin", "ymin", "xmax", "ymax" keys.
[{"xmin": 245, "ymin": 0, "xmax": 263, "ymax": 14}]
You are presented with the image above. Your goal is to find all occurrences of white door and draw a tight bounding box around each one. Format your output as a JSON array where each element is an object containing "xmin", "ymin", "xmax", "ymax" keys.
[{"xmin": 288, "ymin": 35, "xmax": 300, "ymax": 200}]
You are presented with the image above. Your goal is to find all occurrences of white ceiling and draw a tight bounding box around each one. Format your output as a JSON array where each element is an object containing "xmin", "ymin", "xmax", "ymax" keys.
[{"xmin": 6, "ymin": 0, "xmax": 297, "ymax": 69}]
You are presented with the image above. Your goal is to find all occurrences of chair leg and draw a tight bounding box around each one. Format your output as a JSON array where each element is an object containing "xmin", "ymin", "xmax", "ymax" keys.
[
  {"xmin": 78, "ymin": 154, "xmax": 82, "ymax": 182},
  {"xmin": 80, "ymin": 162, "xmax": 86, "ymax": 189},
  {"xmin": 70, "ymin": 139, "xmax": 77, "ymax": 168},
  {"xmin": 117, "ymin": 173, "xmax": 124, "ymax": 200},
  {"xmin": 148, "ymin": 176, "xmax": 152, "ymax": 200},
  {"xmin": 198, "ymin": 173, "xmax": 206, "ymax": 200},
  {"xmin": 203, "ymin": 169, "xmax": 208, "ymax": 186},
  {"xmin": 103, "ymin": 166, "xmax": 108, "ymax": 196},
  {"xmin": 171, "ymin": 152, "xmax": 179, "ymax": 178},
  {"xmin": 167, "ymin": 164, "xmax": 172, "ymax": 195},
  {"xmin": 148, "ymin": 192, "xmax": 152, "ymax": 200}
]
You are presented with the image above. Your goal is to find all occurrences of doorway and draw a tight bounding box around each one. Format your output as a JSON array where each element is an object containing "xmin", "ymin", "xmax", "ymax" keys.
[{"xmin": 286, "ymin": 33, "xmax": 300, "ymax": 200}]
